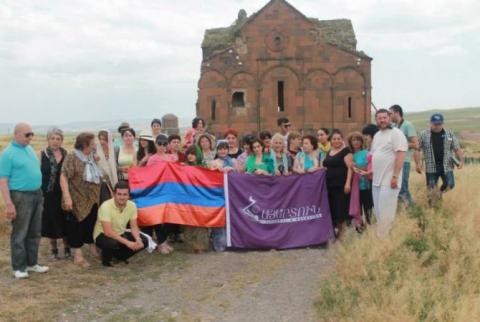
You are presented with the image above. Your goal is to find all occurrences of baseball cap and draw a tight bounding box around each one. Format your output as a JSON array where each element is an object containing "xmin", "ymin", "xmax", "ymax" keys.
[
  {"xmin": 430, "ymin": 113, "xmax": 444, "ymax": 124},
  {"xmin": 155, "ymin": 134, "xmax": 169, "ymax": 145}
]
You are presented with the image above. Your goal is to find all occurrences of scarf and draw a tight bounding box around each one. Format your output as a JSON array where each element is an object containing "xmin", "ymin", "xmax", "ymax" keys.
[
  {"xmin": 318, "ymin": 142, "xmax": 331, "ymax": 154},
  {"xmin": 296, "ymin": 151, "xmax": 319, "ymax": 171},
  {"xmin": 44, "ymin": 147, "xmax": 67, "ymax": 193},
  {"xmin": 95, "ymin": 130, "xmax": 118, "ymax": 188},
  {"xmin": 270, "ymin": 149, "xmax": 289, "ymax": 174},
  {"xmin": 74, "ymin": 149, "xmax": 102, "ymax": 184}
]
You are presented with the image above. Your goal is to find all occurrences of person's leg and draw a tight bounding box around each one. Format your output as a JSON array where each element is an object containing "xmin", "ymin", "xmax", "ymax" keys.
[
  {"xmin": 114, "ymin": 232, "xmax": 147, "ymax": 261},
  {"xmin": 25, "ymin": 192, "xmax": 43, "ymax": 267},
  {"xmin": 211, "ymin": 227, "xmax": 226, "ymax": 252},
  {"xmin": 10, "ymin": 192, "xmax": 32, "ymax": 272},
  {"xmin": 360, "ymin": 189, "xmax": 374, "ymax": 225},
  {"xmin": 399, "ymin": 162, "xmax": 414, "ymax": 206},
  {"xmin": 372, "ymin": 185, "xmax": 380, "ymax": 224},
  {"xmin": 376, "ymin": 186, "xmax": 400, "ymax": 239},
  {"xmin": 155, "ymin": 224, "xmax": 173, "ymax": 254},
  {"xmin": 95, "ymin": 233, "xmax": 117, "ymax": 266},
  {"xmin": 66, "ymin": 213, "xmax": 88, "ymax": 266},
  {"xmin": 426, "ymin": 172, "xmax": 441, "ymax": 207},
  {"xmin": 81, "ymin": 205, "xmax": 99, "ymax": 258}
]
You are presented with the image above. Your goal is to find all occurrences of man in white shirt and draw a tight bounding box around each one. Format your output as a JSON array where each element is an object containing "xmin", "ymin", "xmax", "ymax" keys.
[{"xmin": 371, "ymin": 109, "xmax": 408, "ymax": 238}]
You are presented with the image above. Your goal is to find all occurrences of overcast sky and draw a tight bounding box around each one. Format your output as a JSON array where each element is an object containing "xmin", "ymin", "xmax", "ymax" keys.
[{"xmin": 1, "ymin": 0, "xmax": 479, "ymax": 125}]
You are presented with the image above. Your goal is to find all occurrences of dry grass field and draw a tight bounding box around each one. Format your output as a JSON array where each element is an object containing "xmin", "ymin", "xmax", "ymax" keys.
[{"xmin": 315, "ymin": 166, "xmax": 480, "ymax": 321}]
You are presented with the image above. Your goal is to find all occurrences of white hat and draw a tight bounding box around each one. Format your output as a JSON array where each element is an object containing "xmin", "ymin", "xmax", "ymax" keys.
[{"xmin": 139, "ymin": 130, "xmax": 154, "ymax": 141}]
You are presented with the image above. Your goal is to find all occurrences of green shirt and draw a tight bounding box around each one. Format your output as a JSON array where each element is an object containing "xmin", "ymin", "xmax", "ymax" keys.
[
  {"xmin": 394, "ymin": 120, "xmax": 417, "ymax": 163},
  {"xmin": 0, "ymin": 141, "xmax": 42, "ymax": 191},
  {"xmin": 246, "ymin": 154, "xmax": 274, "ymax": 175},
  {"xmin": 93, "ymin": 199, "xmax": 137, "ymax": 240}
]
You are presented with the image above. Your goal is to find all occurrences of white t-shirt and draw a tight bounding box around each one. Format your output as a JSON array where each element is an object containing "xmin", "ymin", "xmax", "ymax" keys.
[{"xmin": 371, "ymin": 128, "xmax": 408, "ymax": 187}]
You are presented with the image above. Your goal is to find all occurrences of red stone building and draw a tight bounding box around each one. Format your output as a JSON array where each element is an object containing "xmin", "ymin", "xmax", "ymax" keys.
[{"xmin": 197, "ymin": 0, "xmax": 372, "ymax": 136}]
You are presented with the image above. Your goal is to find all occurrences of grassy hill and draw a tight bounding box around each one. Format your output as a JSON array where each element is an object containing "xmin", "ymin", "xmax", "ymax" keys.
[{"xmin": 405, "ymin": 106, "xmax": 480, "ymax": 133}]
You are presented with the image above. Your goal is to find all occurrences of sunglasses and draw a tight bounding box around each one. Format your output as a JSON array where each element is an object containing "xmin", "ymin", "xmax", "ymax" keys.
[
  {"xmin": 24, "ymin": 132, "xmax": 34, "ymax": 138},
  {"xmin": 157, "ymin": 142, "xmax": 168, "ymax": 147},
  {"xmin": 284, "ymin": 124, "xmax": 291, "ymax": 128}
]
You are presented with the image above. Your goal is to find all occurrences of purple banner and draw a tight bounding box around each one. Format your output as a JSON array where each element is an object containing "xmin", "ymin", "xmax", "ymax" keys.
[{"xmin": 226, "ymin": 170, "xmax": 334, "ymax": 249}]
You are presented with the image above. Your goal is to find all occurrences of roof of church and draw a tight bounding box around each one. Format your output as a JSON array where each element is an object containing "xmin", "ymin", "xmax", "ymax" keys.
[{"xmin": 202, "ymin": 1, "xmax": 369, "ymax": 59}]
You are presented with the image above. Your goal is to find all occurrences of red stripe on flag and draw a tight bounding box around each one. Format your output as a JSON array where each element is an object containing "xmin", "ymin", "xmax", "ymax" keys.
[
  {"xmin": 137, "ymin": 203, "xmax": 226, "ymax": 228},
  {"xmin": 128, "ymin": 162, "xmax": 224, "ymax": 190}
]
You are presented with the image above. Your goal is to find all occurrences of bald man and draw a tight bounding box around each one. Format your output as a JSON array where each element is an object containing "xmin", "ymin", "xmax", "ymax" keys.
[{"xmin": 0, "ymin": 123, "xmax": 49, "ymax": 279}]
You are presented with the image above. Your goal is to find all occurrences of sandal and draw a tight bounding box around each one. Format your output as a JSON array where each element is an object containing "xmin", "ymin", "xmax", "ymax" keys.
[{"xmin": 74, "ymin": 259, "xmax": 91, "ymax": 268}]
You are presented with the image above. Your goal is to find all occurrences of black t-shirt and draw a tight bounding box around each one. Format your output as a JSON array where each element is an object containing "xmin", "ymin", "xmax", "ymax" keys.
[{"xmin": 431, "ymin": 129, "xmax": 445, "ymax": 168}]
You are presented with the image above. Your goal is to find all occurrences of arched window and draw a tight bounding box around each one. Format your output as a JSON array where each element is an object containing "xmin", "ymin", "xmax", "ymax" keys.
[
  {"xmin": 232, "ymin": 91, "xmax": 245, "ymax": 107},
  {"xmin": 277, "ymin": 81, "xmax": 285, "ymax": 112}
]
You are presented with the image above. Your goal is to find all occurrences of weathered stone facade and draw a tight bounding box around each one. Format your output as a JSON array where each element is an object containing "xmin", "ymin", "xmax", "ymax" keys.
[{"xmin": 197, "ymin": 0, "xmax": 372, "ymax": 136}]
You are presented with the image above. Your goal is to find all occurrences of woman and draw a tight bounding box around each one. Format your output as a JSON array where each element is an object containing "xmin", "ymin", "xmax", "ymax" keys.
[
  {"xmin": 259, "ymin": 131, "xmax": 272, "ymax": 154},
  {"xmin": 317, "ymin": 128, "xmax": 331, "ymax": 165},
  {"xmin": 198, "ymin": 133, "xmax": 216, "ymax": 167},
  {"xmin": 60, "ymin": 132, "xmax": 101, "ymax": 267},
  {"xmin": 322, "ymin": 129, "xmax": 353, "ymax": 240},
  {"xmin": 270, "ymin": 133, "xmax": 292, "ymax": 175},
  {"xmin": 151, "ymin": 118, "xmax": 162, "ymax": 139},
  {"xmin": 116, "ymin": 128, "xmax": 137, "ymax": 180},
  {"xmin": 235, "ymin": 134, "xmax": 255, "ymax": 172},
  {"xmin": 293, "ymin": 135, "xmax": 320, "ymax": 174},
  {"xmin": 287, "ymin": 131, "xmax": 302, "ymax": 157},
  {"xmin": 136, "ymin": 130, "xmax": 156, "ymax": 167},
  {"xmin": 224, "ymin": 129, "xmax": 243, "ymax": 159},
  {"xmin": 40, "ymin": 127, "xmax": 69, "ymax": 260},
  {"xmin": 210, "ymin": 141, "xmax": 236, "ymax": 252},
  {"xmin": 183, "ymin": 117, "xmax": 205, "ymax": 149},
  {"xmin": 245, "ymin": 139, "xmax": 274, "ymax": 175},
  {"xmin": 96, "ymin": 130, "xmax": 118, "ymax": 205},
  {"xmin": 349, "ymin": 132, "xmax": 373, "ymax": 227},
  {"xmin": 144, "ymin": 135, "xmax": 175, "ymax": 254},
  {"xmin": 183, "ymin": 145, "xmax": 210, "ymax": 253}
]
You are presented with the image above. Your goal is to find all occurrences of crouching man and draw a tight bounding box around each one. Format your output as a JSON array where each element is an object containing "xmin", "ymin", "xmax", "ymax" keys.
[{"xmin": 93, "ymin": 181, "xmax": 148, "ymax": 267}]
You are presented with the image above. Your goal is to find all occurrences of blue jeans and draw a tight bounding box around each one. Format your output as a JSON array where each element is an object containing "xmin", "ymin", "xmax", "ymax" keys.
[
  {"xmin": 399, "ymin": 162, "xmax": 414, "ymax": 206},
  {"xmin": 211, "ymin": 228, "xmax": 226, "ymax": 252},
  {"xmin": 426, "ymin": 170, "xmax": 455, "ymax": 192},
  {"xmin": 10, "ymin": 190, "xmax": 43, "ymax": 271}
]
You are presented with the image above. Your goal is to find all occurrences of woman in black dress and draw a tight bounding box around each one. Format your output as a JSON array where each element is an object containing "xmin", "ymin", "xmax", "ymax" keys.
[
  {"xmin": 41, "ymin": 127, "xmax": 69, "ymax": 259},
  {"xmin": 322, "ymin": 129, "xmax": 353, "ymax": 240}
]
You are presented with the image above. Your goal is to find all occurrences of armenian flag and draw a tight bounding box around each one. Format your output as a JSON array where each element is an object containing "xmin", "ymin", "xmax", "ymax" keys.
[{"xmin": 128, "ymin": 162, "xmax": 225, "ymax": 227}]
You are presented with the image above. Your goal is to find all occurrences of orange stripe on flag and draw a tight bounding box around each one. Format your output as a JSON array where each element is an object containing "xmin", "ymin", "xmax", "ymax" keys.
[{"xmin": 137, "ymin": 203, "xmax": 226, "ymax": 228}]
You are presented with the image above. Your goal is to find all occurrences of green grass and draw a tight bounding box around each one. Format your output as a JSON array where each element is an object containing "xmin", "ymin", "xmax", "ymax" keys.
[{"xmin": 405, "ymin": 106, "xmax": 480, "ymax": 133}]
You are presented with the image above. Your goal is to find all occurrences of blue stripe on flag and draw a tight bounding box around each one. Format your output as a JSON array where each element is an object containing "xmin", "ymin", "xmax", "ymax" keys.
[{"xmin": 131, "ymin": 182, "xmax": 225, "ymax": 208}]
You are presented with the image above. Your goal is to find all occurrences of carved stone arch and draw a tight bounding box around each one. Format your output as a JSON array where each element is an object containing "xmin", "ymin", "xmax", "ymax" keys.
[
  {"xmin": 304, "ymin": 69, "xmax": 334, "ymax": 125},
  {"xmin": 333, "ymin": 66, "xmax": 366, "ymax": 124},
  {"xmin": 259, "ymin": 64, "xmax": 301, "ymax": 86},
  {"xmin": 198, "ymin": 69, "xmax": 228, "ymax": 89}
]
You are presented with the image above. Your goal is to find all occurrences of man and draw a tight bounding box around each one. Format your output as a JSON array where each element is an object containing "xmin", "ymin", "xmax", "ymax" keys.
[
  {"xmin": 93, "ymin": 181, "xmax": 148, "ymax": 267},
  {"xmin": 151, "ymin": 118, "xmax": 162, "ymax": 139},
  {"xmin": 277, "ymin": 117, "xmax": 291, "ymax": 146},
  {"xmin": 415, "ymin": 113, "xmax": 464, "ymax": 205},
  {"xmin": 167, "ymin": 134, "xmax": 185, "ymax": 163},
  {"xmin": 389, "ymin": 104, "xmax": 419, "ymax": 206},
  {"xmin": 0, "ymin": 123, "xmax": 49, "ymax": 278},
  {"xmin": 371, "ymin": 109, "xmax": 408, "ymax": 238}
]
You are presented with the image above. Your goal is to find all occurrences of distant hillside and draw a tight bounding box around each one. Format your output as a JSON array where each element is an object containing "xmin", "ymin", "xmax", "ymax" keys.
[{"xmin": 405, "ymin": 107, "xmax": 480, "ymax": 133}]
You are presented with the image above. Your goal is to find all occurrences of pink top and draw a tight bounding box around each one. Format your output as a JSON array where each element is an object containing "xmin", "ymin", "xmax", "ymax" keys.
[{"xmin": 146, "ymin": 153, "xmax": 176, "ymax": 166}]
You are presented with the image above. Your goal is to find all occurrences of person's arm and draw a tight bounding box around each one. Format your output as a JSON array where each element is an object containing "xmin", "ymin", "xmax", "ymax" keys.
[
  {"xmin": 344, "ymin": 153, "xmax": 353, "ymax": 194},
  {"xmin": 391, "ymin": 151, "xmax": 406, "ymax": 189},
  {"xmin": 455, "ymin": 148, "xmax": 464, "ymax": 170},
  {"xmin": 292, "ymin": 155, "xmax": 304, "ymax": 174},
  {"xmin": 0, "ymin": 178, "xmax": 15, "ymax": 220},
  {"xmin": 414, "ymin": 149, "xmax": 423, "ymax": 174},
  {"xmin": 129, "ymin": 219, "xmax": 143, "ymax": 247},
  {"xmin": 408, "ymin": 136, "xmax": 419, "ymax": 150},
  {"xmin": 101, "ymin": 221, "xmax": 138, "ymax": 250},
  {"xmin": 59, "ymin": 173, "xmax": 73, "ymax": 211}
]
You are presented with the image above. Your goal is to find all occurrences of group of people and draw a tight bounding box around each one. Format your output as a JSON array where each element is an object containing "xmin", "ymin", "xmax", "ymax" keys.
[{"xmin": 0, "ymin": 105, "xmax": 464, "ymax": 279}]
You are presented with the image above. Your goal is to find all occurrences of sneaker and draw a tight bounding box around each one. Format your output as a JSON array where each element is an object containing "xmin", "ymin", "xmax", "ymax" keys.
[
  {"xmin": 13, "ymin": 270, "xmax": 29, "ymax": 279},
  {"xmin": 26, "ymin": 264, "xmax": 49, "ymax": 273}
]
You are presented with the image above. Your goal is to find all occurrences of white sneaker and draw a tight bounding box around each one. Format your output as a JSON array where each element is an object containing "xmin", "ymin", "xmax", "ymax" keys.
[
  {"xmin": 26, "ymin": 264, "xmax": 49, "ymax": 273},
  {"xmin": 13, "ymin": 270, "xmax": 29, "ymax": 279}
]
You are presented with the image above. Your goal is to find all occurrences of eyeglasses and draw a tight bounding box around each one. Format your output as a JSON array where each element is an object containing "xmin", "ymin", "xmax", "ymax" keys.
[
  {"xmin": 24, "ymin": 132, "xmax": 34, "ymax": 138},
  {"xmin": 284, "ymin": 124, "xmax": 291, "ymax": 128}
]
